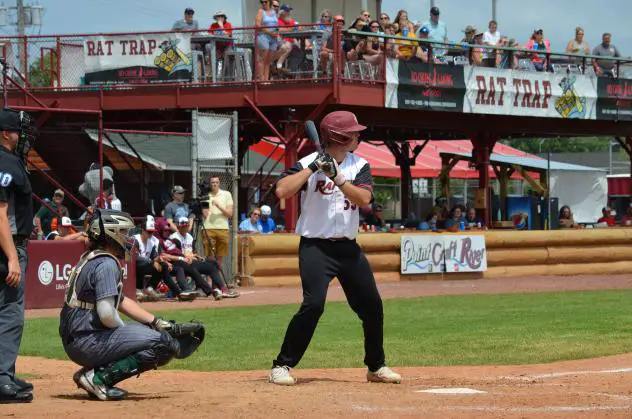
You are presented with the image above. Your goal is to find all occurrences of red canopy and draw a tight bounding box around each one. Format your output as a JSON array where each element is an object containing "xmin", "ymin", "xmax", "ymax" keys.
[{"xmin": 250, "ymin": 139, "xmax": 538, "ymax": 179}]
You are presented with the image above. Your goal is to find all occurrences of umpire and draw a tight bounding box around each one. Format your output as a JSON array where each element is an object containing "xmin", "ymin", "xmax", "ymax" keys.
[{"xmin": 0, "ymin": 108, "xmax": 35, "ymax": 403}]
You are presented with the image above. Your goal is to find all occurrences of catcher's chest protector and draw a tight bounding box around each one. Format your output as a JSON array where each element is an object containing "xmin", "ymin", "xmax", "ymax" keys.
[{"xmin": 65, "ymin": 250, "xmax": 124, "ymax": 310}]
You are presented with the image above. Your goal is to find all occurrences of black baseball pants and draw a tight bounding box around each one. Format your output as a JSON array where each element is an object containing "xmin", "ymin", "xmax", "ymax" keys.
[{"xmin": 273, "ymin": 237, "xmax": 385, "ymax": 371}]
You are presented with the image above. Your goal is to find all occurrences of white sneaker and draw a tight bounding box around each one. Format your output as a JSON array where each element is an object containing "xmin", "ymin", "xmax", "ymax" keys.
[
  {"xmin": 367, "ymin": 366, "xmax": 402, "ymax": 384},
  {"xmin": 76, "ymin": 369, "xmax": 109, "ymax": 400},
  {"xmin": 269, "ymin": 365, "xmax": 297, "ymax": 386}
]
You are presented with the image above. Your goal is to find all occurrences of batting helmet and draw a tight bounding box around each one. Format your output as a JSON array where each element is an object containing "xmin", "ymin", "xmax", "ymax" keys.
[{"xmin": 320, "ymin": 111, "xmax": 366, "ymax": 146}]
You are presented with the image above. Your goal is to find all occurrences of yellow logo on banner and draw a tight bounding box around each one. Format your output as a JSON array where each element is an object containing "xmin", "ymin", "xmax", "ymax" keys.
[
  {"xmin": 154, "ymin": 38, "xmax": 191, "ymax": 73},
  {"xmin": 554, "ymin": 76, "xmax": 587, "ymax": 119}
]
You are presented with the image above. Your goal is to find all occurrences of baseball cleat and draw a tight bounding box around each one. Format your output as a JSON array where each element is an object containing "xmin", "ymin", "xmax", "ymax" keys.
[
  {"xmin": 221, "ymin": 289, "xmax": 240, "ymax": 298},
  {"xmin": 74, "ymin": 369, "xmax": 127, "ymax": 401},
  {"xmin": 177, "ymin": 290, "xmax": 198, "ymax": 301},
  {"xmin": 367, "ymin": 366, "xmax": 402, "ymax": 384},
  {"xmin": 269, "ymin": 366, "xmax": 297, "ymax": 386}
]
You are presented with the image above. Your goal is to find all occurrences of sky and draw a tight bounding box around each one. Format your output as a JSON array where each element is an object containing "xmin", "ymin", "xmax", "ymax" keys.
[{"xmin": 10, "ymin": 0, "xmax": 632, "ymax": 56}]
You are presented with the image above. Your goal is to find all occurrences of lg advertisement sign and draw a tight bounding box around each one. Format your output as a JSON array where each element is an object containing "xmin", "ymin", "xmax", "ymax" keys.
[{"xmin": 26, "ymin": 241, "xmax": 135, "ymax": 309}]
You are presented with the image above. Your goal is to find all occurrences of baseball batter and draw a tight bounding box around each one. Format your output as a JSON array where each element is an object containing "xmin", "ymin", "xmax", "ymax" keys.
[
  {"xmin": 269, "ymin": 111, "xmax": 401, "ymax": 385},
  {"xmin": 59, "ymin": 209, "xmax": 204, "ymax": 401}
]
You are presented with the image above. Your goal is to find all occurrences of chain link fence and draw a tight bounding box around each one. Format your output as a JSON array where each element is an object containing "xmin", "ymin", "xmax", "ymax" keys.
[{"xmin": 192, "ymin": 110, "xmax": 238, "ymax": 285}]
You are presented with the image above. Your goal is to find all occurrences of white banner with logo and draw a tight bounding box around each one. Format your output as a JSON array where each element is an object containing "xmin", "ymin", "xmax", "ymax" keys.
[
  {"xmin": 400, "ymin": 234, "xmax": 487, "ymax": 274},
  {"xmin": 463, "ymin": 67, "xmax": 598, "ymax": 119},
  {"xmin": 442, "ymin": 235, "xmax": 487, "ymax": 273},
  {"xmin": 83, "ymin": 33, "xmax": 193, "ymax": 85}
]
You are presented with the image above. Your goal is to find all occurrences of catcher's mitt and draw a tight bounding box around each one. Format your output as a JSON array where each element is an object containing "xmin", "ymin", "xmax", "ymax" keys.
[{"xmin": 151, "ymin": 318, "xmax": 206, "ymax": 359}]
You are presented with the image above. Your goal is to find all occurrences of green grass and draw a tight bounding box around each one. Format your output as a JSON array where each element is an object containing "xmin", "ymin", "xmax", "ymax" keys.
[{"xmin": 21, "ymin": 289, "xmax": 632, "ymax": 371}]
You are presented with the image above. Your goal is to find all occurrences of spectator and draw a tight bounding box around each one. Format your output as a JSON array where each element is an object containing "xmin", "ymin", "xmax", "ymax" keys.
[
  {"xmin": 172, "ymin": 7, "xmax": 199, "ymax": 31},
  {"xmin": 566, "ymin": 26, "xmax": 590, "ymax": 56},
  {"xmin": 525, "ymin": 29, "xmax": 552, "ymax": 72},
  {"xmin": 359, "ymin": 10, "xmax": 371, "ymax": 24},
  {"xmin": 592, "ymin": 33, "xmax": 621, "ymax": 77},
  {"xmin": 379, "ymin": 12, "xmax": 390, "ymax": 26},
  {"xmin": 34, "ymin": 189, "xmax": 69, "ymax": 239},
  {"xmin": 433, "ymin": 196, "xmax": 449, "ymax": 222},
  {"xmin": 420, "ymin": 6, "xmax": 448, "ymax": 58},
  {"xmin": 164, "ymin": 185, "xmax": 194, "ymax": 233},
  {"xmin": 312, "ymin": 9, "xmax": 333, "ymax": 54},
  {"xmin": 357, "ymin": 20, "xmax": 384, "ymax": 66},
  {"xmin": 364, "ymin": 203, "xmax": 386, "ymax": 229},
  {"xmin": 497, "ymin": 37, "xmax": 519, "ymax": 69},
  {"xmin": 393, "ymin": 9, "xmax": 413, "ymax": 34},
  {"xmin": 394, "ymin": 22, "xmax": 418, "ymax": 60},
  {"xmin": 418, "ymin": 213, "xmax": 438, "ymax": 231},
  {"xmin": 275, "ymin": 4, "xmax": 299, "ymax": 73},
  {"xmin": 320, "ymin": 15, "xmax": 354, "ymax": 73},
  {"xmin": 621, "ymin": 204, "xmax": 632, "ymax": 226},
  {"xmin": 383, "ymin": 23, "xmax": 397, "ymax": 58},
  {"xmin": 258, "ymin": 204, "xmax": 277, "ymax": 234},
  {"xmin": 170, "ymin": 217, "xmax": 239, "ymax": 298},
  {"xmin": 46, "ymin": 216, "xmax": 88, "ymax": 241},
  {"xmin": 461, "ymin": 25, "xmax": 477, "ymax": 45},
  {"xmin": 239, "ymin": 208, "xmax": 263, "ymax": 233},
  {"xmin": 255, "ymin": 0, "xmax": 280, "ymax": 81},
  {"xmin": 559, "ymin": 205, "xmax": 576, "ymax": 228},
  {"xmin": 597, "ymin": 206, "xmax": 616, "ymax": 226},
  {"xmin": 444, "ymin": 206, "xmax": 463, "ymax": 229},
  {"xmin": 465, "ymin": 207, "xmax": 484, "ymax": 228},
  {"xmin": 202, "ymin": 175, "xmax": 233, "ymax": 268},
  {"xmin": 470, "ymin": 31, "xmax": 485, "ymax": 66},
  {"xmin": 207, "ymin": 11, "xmax": 233, "ymax": 63},
  {"xmin": 482, "ymin": 20, "xmax": 501, "ymax": 67}
]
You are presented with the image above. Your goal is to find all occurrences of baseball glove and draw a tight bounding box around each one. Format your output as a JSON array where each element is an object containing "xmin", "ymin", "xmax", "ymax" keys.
[{"xmin": 151, "ymin": 318, "xmax": 206, "ymax": 359}]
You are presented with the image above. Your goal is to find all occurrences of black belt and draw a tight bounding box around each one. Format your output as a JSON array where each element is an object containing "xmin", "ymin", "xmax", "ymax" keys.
[
  {"xmin": 13, "ymin": 235, "xmax": 28, "ymax": 247},
  {"xmin": 304, "ymin": 236, "xmax": 354, "ymax": 242}
]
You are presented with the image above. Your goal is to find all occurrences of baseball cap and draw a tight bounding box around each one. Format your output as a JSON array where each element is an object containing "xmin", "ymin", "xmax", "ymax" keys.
[
  {"xmin": 280, "ymin": 4, "xmax": 293, "ymax": 12},
  {"xmin": 60, "ymin": 216, "xmax": 72, "ymax": 227},
  {"xmin": 172, "ymin": 185, "xmax": 186, "ymax": 194},
  {"xmin": 177, "ymin": 216, "xmax": 189, "ymax": 225},
  {"xmin": 213, "ymin": 10, "xmax": 227, "ymax": 19},
  {"xmin": 184, "ymin": 7, "xmax": 194, "ymax": 15},
  {"xmin": 321, "ymin": 111, "xmax": 366, "ymax": 134},
  {"xmin": 54, "ymin": 189, "xmax": 64, "ymax": 197},
  {"xmin": 261, "ymin": 205, "xmax": 272, "ymax": 216},
  {"xmin": 0, "ymin": 109, "xmax": 21, "ymax": 132},
  {"xmin": 463, "ymin": 25, "xmax": 477, "ymax": 33},
  {"xmin": 419, "ymin": 26, "xmax": 430, "ymax": 35},
  {"xmin": 144, "ymin": 216, "xmax": 156, "ymax": 232},
  {"xmin": 430, "ymin": 6, "xmax": 440, "ymax": 15}
]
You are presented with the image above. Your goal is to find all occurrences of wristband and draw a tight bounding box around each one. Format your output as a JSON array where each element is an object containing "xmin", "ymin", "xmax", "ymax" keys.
[{"xmin": 179, "ymin": 256, "xmax": 184, "ymax": 261}]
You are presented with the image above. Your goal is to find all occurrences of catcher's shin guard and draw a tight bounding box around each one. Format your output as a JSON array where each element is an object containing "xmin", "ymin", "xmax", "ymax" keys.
[{"xmin": 93, "ymin": 356, "xmax": 140, "ymax": 387}]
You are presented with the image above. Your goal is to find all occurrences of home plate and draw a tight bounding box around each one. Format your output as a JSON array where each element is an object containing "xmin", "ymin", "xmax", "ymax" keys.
[{"xmin": 416, "ymin": 388, "xmax": 487, "ymax": 394}]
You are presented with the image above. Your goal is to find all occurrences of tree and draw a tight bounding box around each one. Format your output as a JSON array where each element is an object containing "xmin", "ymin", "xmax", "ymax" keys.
[
  {"xmin": 502, "ymin": 137, "xmax": 613, "ymax": 154},
  {"xmin": 28, "ymin": 52, "xmax": 57, "ymax": 87}
]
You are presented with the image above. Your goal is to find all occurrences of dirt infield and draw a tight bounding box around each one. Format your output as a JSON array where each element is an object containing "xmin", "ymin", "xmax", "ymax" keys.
[
  {"xmin": 10, "ymin": 274, "xmax": 632, "ymax": 418},
  {"xmin": 5, "ymin": 354, "xmax": 632, "ymax": 418}
]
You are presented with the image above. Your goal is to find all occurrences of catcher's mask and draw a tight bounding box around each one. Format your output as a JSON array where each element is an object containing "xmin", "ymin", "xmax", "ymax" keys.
[
  {"xmin": 87, "ymin": 209, "xmax": 136, "ymax": 257},
  {"xmin": 319, "ymin": 111, "xmax": 366, "ymax": 147},
  {"xmin": 0, "ymin": 108, "xmax": 36, "ymax": 163}
]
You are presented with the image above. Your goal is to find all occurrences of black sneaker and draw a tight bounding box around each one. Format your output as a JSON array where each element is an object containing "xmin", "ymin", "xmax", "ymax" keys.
[{"xmin": 0, "ymin": 383, "xmax": 33, "ymax": 404}]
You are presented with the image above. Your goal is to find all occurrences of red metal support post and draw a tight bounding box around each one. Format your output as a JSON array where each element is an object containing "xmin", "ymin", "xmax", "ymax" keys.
[
  {"xmin": 283, "ymin": 123, "xmax": 299, "ymax": 231},
  {"xmin": 98, "ymin": 112, "xmax": 104, "ymax": 208},
  {"xmin": 627, "ymin": 137, "xmax": 632, "ymax": 198}
]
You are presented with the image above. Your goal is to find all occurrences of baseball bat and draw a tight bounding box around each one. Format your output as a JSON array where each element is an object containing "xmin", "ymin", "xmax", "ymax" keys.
[{"xmin": 304, "ymin": 120, "xmax": 331, "ymax": 172}]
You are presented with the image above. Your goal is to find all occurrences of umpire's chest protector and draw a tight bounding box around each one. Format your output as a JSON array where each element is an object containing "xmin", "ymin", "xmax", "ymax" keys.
[{"xmin": 296, "ymin": 152, "xmax": 369, "ymax": 240}]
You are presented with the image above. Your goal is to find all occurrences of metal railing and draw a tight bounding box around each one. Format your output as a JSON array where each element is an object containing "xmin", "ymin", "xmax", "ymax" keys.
[{"xmin": 2, "ymin": 24, "xmax": 630, "ymax": 97}]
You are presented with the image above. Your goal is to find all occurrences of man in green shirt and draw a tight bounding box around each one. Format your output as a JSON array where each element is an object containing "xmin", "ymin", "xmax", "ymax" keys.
[{"xmin": 34, "ymin": 189, "xmax": 69, "ymax": 239}]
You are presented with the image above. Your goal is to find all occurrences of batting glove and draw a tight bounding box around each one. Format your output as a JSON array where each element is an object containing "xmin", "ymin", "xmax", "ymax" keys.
[
  {"xmin": 321, "ymin": 155, "xmax": 346, "ymax": 187},
  {"xmin": 308, "ymin": 153, "xmax": 328, "ymax": 173}
]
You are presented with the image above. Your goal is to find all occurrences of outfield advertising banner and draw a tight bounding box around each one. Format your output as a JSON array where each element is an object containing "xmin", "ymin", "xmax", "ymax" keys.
[
  {"xmin": 400, "ymin": 235, "xmax": 487, "ymax": 274},
  {"xmin": 385, "ymin": 58, "xmax": 465, "ymax": 111},
  {"xmin": 83, "ymin": 33, "xmax": 193, "ymax": 85},
  {"xmin": 462, "ymin": 67, "xmax": 598, "ymax": 119},
  {"xmin": 596, "ymin": 77, "xmax": 632, "ymax": 121}
]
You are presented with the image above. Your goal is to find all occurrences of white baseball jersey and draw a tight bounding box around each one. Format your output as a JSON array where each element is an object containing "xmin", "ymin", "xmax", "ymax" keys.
[
  {"xmin": 282, "ymin": 152, "xmax": 373, "ymax": 240},
  {"xmin": 133, "ymin": 234, "xmax": 160, "ymax": 259},
  {"xmin": 169, "ymin": 231, "xmax": 194, "ymax": 256}
]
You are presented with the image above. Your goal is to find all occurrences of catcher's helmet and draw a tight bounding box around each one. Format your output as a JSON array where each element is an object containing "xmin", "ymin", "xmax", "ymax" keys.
[
  {"xmin": 0, "ymin": 108, "xmax": 36, "ymax": 162},
  {"xmin": 87, "ymin": 209, "xmax": 135, "ymax": 253},
  {"xmin": 320, "ymin": 111, "xmax": 366, "ymax": 146}
]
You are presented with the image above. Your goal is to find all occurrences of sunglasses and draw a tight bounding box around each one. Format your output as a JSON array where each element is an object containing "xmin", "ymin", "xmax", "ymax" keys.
[
  {"xmin": 272, "ymin": 4, "xmax": 280, "ymax": 7},
  {"xmin": 363, "ymin": 13, "xmax": 370, "ymax": 17},
  {"xmin": 370, "ymin": 25, "xmax": 379, "ymax": 29},
  {"xmin": 380, "ymin": 16, "xmax": 389, "ymax": 20}
]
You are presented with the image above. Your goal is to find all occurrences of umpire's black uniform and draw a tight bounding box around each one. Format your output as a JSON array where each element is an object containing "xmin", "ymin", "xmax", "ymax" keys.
[{"xmin": 0, "ymin": 109, "xmax": 34, "ymax": 403}]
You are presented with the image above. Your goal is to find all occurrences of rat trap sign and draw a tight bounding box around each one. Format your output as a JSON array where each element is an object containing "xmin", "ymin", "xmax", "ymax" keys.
[{"xmin": 83, "ymin": 33, "xmax": 193, "ymax": 85}]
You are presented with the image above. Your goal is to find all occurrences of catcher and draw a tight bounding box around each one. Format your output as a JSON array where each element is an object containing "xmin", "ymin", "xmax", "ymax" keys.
[{"xmin": 59, "ymin": 209, "xmax": 205, "ymax": 401}]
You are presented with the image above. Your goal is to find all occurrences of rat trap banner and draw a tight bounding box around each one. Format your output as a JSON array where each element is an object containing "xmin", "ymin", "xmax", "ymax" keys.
[{"xmin": 83, "ymin": 33, "xmax": 193, "ymax": 85}]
